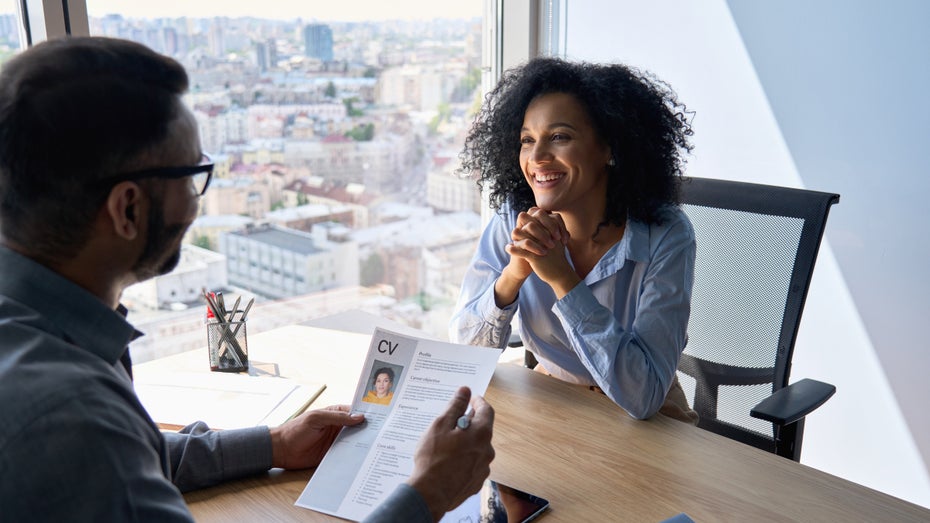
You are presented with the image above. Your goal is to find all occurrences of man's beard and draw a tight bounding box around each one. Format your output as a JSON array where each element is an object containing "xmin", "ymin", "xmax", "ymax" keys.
[{"xmin": 131, "ymin": 194, "xmax": 188, "ymax": 281}]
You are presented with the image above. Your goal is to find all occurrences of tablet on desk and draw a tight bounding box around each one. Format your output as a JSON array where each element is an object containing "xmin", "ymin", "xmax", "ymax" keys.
[{"xmin": 441, "ymin": 479, "xmax": 550, "ymax": 523}]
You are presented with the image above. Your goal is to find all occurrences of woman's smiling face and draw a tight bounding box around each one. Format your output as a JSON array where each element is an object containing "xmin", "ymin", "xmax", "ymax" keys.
[{"xmin": 518, "ymin": 92, "xmax": 612, "ymax": 214}]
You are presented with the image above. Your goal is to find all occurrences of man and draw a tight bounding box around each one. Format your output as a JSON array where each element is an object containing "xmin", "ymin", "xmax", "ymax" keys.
[{"xmin": 0, "ymin": 37, "xmax": 494, "ymax": 522}]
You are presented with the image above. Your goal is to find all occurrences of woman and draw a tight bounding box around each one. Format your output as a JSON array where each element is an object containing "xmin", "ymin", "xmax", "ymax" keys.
[
  {"xmin": 450, "ymin": 57, "xmax": 697, "ymax": 422},
  {"xmin": 363, "ymin": 367, "xmax": 395, "ymax": 405}
]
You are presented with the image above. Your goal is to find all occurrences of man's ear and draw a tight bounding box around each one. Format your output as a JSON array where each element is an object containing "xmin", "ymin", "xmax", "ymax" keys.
[{"xmin": 105, "ymin": 182, "xmax": 145, "ymax": 240}]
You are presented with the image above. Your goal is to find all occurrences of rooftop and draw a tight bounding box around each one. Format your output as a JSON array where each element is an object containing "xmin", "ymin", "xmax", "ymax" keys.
[
  {"xmin": 266, "ymin": 203, "xmax": 352, "ymax": 221},
  {"xmin": 229, "ymin": 225, "xmax": 323, "ymax": 255},
  {"xmin": 191, "ymin": 214, "xmax": 255, "ymax": 228}
]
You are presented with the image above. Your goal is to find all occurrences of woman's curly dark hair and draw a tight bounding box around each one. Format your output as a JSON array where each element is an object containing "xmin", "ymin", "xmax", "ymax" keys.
[{"xmin": 459, "ymin": 57, "xmax": 693, "ymax": 226}]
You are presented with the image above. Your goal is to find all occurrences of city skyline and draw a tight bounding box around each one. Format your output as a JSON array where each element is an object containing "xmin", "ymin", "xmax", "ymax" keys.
[
  {"xmin": 85, "ymin": 0, "xmax": 482, "ymax": 22},
  {"xmin": 87, "ymin": 9, "xmax": 488, "ymax": 356}
]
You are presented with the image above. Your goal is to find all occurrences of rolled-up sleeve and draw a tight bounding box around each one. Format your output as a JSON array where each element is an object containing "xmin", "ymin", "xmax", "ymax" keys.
[{"xmin": 449, "ymin": 212, "xmax": 518, "ymax": 349}]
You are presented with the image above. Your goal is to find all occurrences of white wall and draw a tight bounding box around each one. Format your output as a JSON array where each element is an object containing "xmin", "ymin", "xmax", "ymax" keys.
[{"xmin": 562, "ymin": 0, "xmax": 930, "ymax": 508}]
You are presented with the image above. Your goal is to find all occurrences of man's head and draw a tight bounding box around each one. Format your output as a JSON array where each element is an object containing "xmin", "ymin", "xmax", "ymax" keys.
[{"xmin": 0, "ymin": 36, "xmax": 203, "ymax": 278}]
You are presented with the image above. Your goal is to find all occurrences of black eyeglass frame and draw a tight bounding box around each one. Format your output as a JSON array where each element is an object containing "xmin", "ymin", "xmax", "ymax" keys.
[{"xmin": 94, "ymin": 153, "xmax": 214, "ymax": 196}]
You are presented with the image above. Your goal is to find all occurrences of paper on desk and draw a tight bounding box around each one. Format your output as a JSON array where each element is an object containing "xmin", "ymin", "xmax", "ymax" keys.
[
  {"xmin": 133, "ymin": 371, "xmax": 325, "ymax": 430},
  {"xmin": 295, "ymin": 327, "xmax": 500, "ymax": 522}
]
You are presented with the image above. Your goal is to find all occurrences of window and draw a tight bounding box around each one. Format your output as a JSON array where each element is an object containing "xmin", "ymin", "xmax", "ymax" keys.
[
  {"xmin": 81, "ymin": 0, "xmax": 490, "ymax": 361},
  {"xmin": 0, "ymin": 1, "xmax": 24, "ymax": 66}
]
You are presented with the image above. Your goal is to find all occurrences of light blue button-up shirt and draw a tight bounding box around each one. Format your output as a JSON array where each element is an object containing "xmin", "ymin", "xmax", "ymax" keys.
[{"xmin": 450, "ymin": 206, "xmax": 695, "ymax": 419}]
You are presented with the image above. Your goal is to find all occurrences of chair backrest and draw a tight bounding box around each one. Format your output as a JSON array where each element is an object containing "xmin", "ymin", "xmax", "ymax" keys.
[{"xmin": 676, "ymin": 177, "xmax": 839, "ymax": 457}]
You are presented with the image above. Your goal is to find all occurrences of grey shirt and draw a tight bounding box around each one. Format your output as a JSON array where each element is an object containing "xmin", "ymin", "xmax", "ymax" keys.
[
  {"xmin": 361, "ymin": 483, "xmax": 433, "ymax": 522},
  {"xmin": 0, "ymin": 246, "xmax": 429, "ymax": 522}
]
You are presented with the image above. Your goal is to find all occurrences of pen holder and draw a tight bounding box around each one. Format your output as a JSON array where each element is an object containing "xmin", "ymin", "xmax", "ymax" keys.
[{"xmin": 207, "ymin": 320, "xmax": 249, "ymax": 372}]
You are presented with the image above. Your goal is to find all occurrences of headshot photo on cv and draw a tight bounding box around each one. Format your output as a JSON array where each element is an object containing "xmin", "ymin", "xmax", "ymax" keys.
[{"xmin": 362, "ymin": 361, "xmax": 403, "ymax": 406}]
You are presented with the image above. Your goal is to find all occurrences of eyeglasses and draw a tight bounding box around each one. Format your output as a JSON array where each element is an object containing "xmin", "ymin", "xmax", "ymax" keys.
[{"xmin": 96, "ymin": 153, "xmax": 214, "ymax": 196}]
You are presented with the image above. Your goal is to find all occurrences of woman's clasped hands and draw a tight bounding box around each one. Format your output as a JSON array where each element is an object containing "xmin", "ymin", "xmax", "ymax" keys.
[{"xmin": 505, "ymin": 207, "xmax": 579, "ymax": 292}]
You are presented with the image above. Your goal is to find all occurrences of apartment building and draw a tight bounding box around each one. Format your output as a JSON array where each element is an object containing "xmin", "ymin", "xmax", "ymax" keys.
[{"xmin": 221, "ymin": 223, "xmax": 359, "ymax": 300}]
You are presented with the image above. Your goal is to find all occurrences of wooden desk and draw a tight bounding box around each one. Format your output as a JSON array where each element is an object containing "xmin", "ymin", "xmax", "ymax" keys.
[{"xmin": 139, "ymin": 325, "xmax": 930, "ymax": 522}]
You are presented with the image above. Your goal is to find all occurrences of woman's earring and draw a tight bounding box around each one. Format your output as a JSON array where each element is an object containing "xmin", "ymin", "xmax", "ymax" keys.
[{"xmin": 607, "ymin": 157, "xmax": 616, "ymax": 167}]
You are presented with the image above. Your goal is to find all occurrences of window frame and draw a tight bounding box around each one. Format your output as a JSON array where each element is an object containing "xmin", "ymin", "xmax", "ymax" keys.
[{"xmin": 16, "ymin": 0, "xmax": 88, "ymax": 45}]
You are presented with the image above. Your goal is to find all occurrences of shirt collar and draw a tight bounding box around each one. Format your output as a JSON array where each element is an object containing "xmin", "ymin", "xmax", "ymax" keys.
[
  {"xmin": 584, "ymin": 218, "xmax": 650, "ymax": 280},
  {"xmin": 620, "ymin": 219, "xmax": 650, "ymax": 263},
  {"xmin": 0, "ymin": 245, "xmax": 141, "ymax": 365}
]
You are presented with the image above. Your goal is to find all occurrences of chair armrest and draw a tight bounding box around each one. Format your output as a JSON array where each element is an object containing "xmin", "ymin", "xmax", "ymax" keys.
[{"xmin": 750, "ymin": 378, "xmax": 836, "ymax": 426}]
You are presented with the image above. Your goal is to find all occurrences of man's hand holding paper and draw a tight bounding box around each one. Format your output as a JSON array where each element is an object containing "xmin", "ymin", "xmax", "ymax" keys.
[
  {"xmin": 270, "ymin": 405, "xmax": 366, "ymax": 470},
  {"xmin": 296, "ymin": 327, "xmax": 501, "ymax": 521}
]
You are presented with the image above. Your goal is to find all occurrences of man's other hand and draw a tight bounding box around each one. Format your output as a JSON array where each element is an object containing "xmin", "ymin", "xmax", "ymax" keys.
[{"xmin": 407, "ymin": 387, "xmax": 495, "ymax": 521}]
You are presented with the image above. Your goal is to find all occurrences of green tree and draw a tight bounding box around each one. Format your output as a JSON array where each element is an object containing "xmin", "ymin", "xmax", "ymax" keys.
[
  {"xmin": 428, "ymin": 102, "xmax": 452, "ymax": 135},
  {"xmin": 450, "ymin": 66, "xmax": 482, "ymax": 103},
  {"xmin": 344, "ymin": 97, "xmax": 364, "ymax": 117},
  {"xmin": 345, "ymin": 123, "xmax": 375, "ymax": 142},
  {"xmin": 428, "ymin": 114, "xmax": 441, "ymax": 136},
  {"xmin": 325, "ymin": 81, "xmax": 337, "ymax": 98},
  {"xmin": 192, "ymin": 234, "xmax": 212, "ymax": 251},
  {"xmin": 413, "ymin": 291, "xmax": 433, "ymax": 312}
]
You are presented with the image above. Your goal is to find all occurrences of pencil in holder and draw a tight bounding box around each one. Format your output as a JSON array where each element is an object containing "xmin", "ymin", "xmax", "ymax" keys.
[{"xmin": 207, "ymin": 320, "xmax": 249, "ymax": 372}]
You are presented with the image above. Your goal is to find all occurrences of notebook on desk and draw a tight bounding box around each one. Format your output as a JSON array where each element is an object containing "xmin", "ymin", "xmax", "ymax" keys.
[{"xmin": 133, "ymin": 371, "xmax": 326, "ymax": 430}]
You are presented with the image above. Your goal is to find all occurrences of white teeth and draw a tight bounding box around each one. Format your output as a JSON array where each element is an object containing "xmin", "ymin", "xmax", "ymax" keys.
[{"xmin": 535, "ymin": 172, "xmax": 562, "ymax": 182}]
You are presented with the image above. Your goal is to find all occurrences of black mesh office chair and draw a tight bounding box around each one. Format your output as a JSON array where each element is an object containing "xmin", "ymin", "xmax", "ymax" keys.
[{"xmin": 676, "ymin": 176, "xmax": 839, "ymax": 461}]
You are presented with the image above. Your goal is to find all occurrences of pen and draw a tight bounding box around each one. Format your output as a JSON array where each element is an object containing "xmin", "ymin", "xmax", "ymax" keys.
[
  {"xmin": 285, "ymin": 384, "xmax": 328, "ymax": 422},
  {"xmin": 227, "ymin": 296, "xmax": 242, "ymax": 322},
  {"xmin": 230, "ymin": 298, "xmax": 254, "ymax": 338}
]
